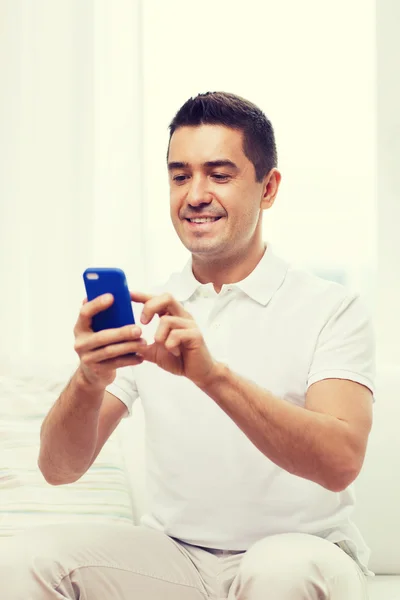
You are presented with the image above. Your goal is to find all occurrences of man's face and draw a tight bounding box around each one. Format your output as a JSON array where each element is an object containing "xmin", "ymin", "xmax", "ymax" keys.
[{"xmin": 168, "ymin": 125, "xmax": 271, "ymax": 259}]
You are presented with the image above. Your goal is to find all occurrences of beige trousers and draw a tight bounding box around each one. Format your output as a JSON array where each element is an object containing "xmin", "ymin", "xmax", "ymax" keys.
[{"xmin": 0, "ymin": 522, "xmax": 368, "ymax": 599}]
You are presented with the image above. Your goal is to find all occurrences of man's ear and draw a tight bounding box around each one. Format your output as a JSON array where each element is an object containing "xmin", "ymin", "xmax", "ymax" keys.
[{"xmin": 261, "ymin": 168, "xmax": 281, "ymax": 209}]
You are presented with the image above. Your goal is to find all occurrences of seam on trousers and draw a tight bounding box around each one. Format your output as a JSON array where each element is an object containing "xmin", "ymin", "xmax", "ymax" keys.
[
  {"xmin": 328, "ymin": 552, "xmax": 369, "ymax": 599},
  {"xmin": 335, "ymin": 540, "xmax": 370, "ymax": 577},
  {"xmin": 168, "ymin": 538, "xmax": 213, "ymax": 598},
  {"xmin": 54, "ymin": 563, "xmax": 209, "ymax": 598},
  {"xmin": 326, "ymin": 568, "xmax": 369, "ymax": 600},
  {"xmin": 351, "ymin": 559, "xmax": 369, "ymax": 599}
]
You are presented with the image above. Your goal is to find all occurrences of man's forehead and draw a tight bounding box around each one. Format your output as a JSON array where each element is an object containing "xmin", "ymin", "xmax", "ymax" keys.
[{"xmin": 168, "ymin": 124, "xmax": 245, "ymax": 163}]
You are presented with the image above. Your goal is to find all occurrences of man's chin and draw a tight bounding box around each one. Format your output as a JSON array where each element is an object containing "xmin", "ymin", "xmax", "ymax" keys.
[{"xmin": 181, "ymin": 238, "xmax": 227, "ymax": 256}]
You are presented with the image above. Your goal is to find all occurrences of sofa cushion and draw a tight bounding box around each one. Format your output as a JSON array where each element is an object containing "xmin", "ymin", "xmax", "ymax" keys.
[
  {"xmin": 0, "ymin": 359, "xmax": 135, "ymax": 537},
  {"xmin": 367, "ymin": 575, "xmax": 400, "ymax": 599},
  {"xmin": 352, "ymin": 366, "xmax": 400, "ymax": 575}
]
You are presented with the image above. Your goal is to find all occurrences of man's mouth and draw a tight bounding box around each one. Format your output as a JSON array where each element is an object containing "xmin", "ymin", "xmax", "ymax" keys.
[{"xmin": 185, "ymin": 217, "xmax": 222, "ymax": 223}]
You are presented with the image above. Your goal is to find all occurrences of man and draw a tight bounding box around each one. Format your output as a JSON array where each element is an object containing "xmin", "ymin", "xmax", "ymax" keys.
[{"xmin": 1, "ymin": 92, "xmax": 374, "ymax": 599}]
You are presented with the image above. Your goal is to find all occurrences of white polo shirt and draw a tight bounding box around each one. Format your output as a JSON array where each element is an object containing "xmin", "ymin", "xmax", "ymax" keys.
[{"xmin": 107, "ymin": 243, "xmax": 376, "ymax": 573}]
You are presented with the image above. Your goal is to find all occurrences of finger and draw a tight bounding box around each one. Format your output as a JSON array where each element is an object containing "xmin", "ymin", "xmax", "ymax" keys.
[
  {"xmin": 100, "ymin": 354, "xmax": 144, "ymax": 369},
  {"xmin": 75, "ymin": 324, "xmax": 143, "ymax": 354},
  {"xmin": 81, "ymin": 294, "xmax": 114, "ymax": 318},
  {"xmin": 75, "ymin": 294, "xmax": 114, "ymax": 334},
  {"xmin": 164, "ymin": 328, "xmax": 202, "ymax": 355},
  {"xmin": 164, "ymin": 333, "xmax": 182, "ymax": 357},
  {"xmin": 140, "ymin": 293, "xmax": 189, "ymax": 324},
  {"xmin": 82, "ymin": 297, "xmax": 88, "ymax": 305},
  {"xmin": 86, "ymin": 339, "xmax": 148, "ymax": 364},
  {"xmin": 130, "ymin": 291, "xmax": 153, "ymax": 303},
  {"xmin": 154, "ymin": 316, "xmax": 192, "ymax": 345}
]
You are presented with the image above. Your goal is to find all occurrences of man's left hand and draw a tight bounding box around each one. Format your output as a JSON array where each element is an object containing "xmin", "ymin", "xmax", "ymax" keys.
[{"xmin": 130, "ymin": 291, "xmax": 218, "ymax": 387}]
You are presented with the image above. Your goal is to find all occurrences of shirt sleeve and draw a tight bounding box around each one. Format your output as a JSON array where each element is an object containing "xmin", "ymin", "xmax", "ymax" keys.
[
  {"xmin": 307, "ymin": 292, "xmax": 376, "ymax": 399},
  {"xmin": 106, "ymin": 366, "xmax": 139, "ymax": 417}
]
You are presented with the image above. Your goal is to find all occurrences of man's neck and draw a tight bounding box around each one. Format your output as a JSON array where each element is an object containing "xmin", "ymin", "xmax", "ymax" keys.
[{"xmin": 191, "ymin": 242, "xmax": 267, "ymax": 293}]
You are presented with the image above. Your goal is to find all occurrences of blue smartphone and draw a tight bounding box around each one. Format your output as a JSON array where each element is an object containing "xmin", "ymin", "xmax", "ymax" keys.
[{"xmin": 83, "ymin": 268, "xmax": 135, "ymax": 332}]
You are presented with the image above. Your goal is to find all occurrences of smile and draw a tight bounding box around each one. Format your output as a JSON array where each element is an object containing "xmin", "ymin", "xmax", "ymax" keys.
[{"xmin": 186, "ymin": 217, "xmax": 222, "ymax": 223}]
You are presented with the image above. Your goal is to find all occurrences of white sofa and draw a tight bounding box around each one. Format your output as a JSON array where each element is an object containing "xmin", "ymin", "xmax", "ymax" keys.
[
  {"xmin": 118, "ymin": 365, "xmax": 400, "ymax": 600},
  {"xmin": 351, "ymin": 366, "xmax": 400, "ymax": 598}
]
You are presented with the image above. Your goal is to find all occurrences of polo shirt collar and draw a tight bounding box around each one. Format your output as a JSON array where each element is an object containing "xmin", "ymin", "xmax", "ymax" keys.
[{"xmin": 170, "ymin": 243, "xmax": 289, "ymax": 306}]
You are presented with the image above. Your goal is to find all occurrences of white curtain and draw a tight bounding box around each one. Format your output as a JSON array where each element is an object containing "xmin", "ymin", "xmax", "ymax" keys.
[
  {"xmin": 1, "ymin": 0, "xmax": 398, "ymax": 368},
  {"xmin": 0, "ymin": 0, "xmax": 145, "ymax": 364}
]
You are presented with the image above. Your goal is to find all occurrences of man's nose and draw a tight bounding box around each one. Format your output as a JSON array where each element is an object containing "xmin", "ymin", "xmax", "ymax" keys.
[{"xmin": 186, "ymin": 178, "xmax": 212, "ymax": 207}]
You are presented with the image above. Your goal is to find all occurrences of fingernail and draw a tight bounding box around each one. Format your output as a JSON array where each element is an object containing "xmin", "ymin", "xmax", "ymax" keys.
[{"xmin": 140, "ymin": 314, "xmax": 148, "ymax": 324}]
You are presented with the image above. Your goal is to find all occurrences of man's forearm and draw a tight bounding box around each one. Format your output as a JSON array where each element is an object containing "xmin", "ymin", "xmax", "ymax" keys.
[
  {"xmin": 38, "ymin": 369, "xmax": 104, "ymax": 485},
  {"xmin": 198, "ymin": 363, "xmax": 356, "ymax": 491}
]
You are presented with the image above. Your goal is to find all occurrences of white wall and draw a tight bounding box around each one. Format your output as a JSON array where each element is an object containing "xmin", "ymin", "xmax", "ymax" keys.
[
  {"xmin": 376, "ymin": 0, "xmax": 400, "ymax": 367},
  {"xmin": 141, "ymin": 0, "xmax": 376, "ymax": 304}
]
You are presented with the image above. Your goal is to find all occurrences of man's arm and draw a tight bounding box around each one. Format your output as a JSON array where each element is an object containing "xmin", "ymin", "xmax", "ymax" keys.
[
  {"xmin": 38, "ymin": 292, "xmax": 146, "ymax": 485},
  {"xmin": 198, "ymin": 367, "xmax": 373, "ymax": 492},
  {"xmin": 38, "ymin": 370, "xmax": 127, "ymax": 485},
  {"xmin": 132, "ymin": 291, "xmax": 374, "ymax": 493}
]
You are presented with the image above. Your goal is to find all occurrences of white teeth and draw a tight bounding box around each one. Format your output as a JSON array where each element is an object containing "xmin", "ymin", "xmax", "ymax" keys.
[{"xmin": 189, "ymin": 217, "xmax": 219, "ymax": 223}]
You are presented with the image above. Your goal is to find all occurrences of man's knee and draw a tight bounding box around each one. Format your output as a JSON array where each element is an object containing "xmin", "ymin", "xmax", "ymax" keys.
[
  {"xmin": 0, "ymin": 524, "xmax": 76, "ymax": 597},
  {"xmin": 238, "ymin": 535, "xmax": 316, "ymax": 582},
  {"xmin": 231, "ymin": 533, "xmax": 361, "ymax": 599},
  {"xmin": 3, "ymin": 524, "xmax": 88, "ymax": 574}
]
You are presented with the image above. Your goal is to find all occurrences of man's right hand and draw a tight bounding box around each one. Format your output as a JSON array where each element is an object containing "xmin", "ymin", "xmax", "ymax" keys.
[{"xmin": 73, "ymin": 293, "xmax": 147, "ymax": 390}]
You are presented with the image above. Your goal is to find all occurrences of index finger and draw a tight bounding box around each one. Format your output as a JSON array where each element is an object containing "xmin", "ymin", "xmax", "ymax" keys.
[
  {"xmin": 130, "ymin": 291, "xmax": 153, "ymax": 304},
  {"xmin": 130, "ymin": 291, "xmax": 187, "ymax": 324},
  {"xmin": 76, "ymin": 293, "xmax": 114, "ymax": 332}
]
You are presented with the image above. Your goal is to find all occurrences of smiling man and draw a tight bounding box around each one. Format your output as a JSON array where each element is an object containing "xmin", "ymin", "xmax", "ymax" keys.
[
  {"xmin": 167, "ymin": 124, "xmax": 277, "ymax": 276},
  {"xmin": 1, "ymin": 92, "xmax": 375, "ymax": 599}
]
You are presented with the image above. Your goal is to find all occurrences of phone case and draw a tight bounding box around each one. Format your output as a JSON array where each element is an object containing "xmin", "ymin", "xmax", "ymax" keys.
[{"xmin": 83, "ymin": 268, "xmax": 135, "ymax": 332}]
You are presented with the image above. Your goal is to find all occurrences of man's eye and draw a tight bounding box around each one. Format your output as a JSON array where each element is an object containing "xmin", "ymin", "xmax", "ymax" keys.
[
  {"xmin": 173, "ymin": 175, "xmax": 188, "ymax": 183},
  {"xmin": 212, "ymin": 174, "xmax": 230, "ymax": 181}
]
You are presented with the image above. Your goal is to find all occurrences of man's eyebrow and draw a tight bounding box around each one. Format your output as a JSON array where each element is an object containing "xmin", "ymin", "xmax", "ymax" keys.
[
  {"xmin": 168, "ymin": 161, "xmax": 189, "ymax": 171},
  {"xmin": 167, "ymin": 159, "xmax": 239, "ymax": 171},
  {"xmin": 204, "ymin": 159, "xmax": 239, "ymax": 170}
]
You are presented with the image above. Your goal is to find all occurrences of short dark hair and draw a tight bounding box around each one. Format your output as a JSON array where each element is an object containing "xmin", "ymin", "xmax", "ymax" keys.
[{"xmin": 168, "ymin": 91, "xmax": 277, "ymax": 182}]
